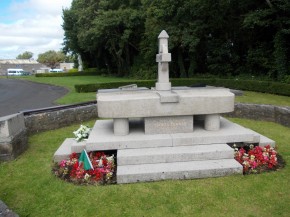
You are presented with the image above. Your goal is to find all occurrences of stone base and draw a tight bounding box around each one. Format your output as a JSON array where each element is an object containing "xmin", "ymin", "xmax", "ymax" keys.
[
  {"xmin": 53, "ymin": 117, "xmax": 276, "ymax": 183},
  {"xmin": 117, "ymin": 159, "xmax": 242, "ymax": 184},
  {"xmin": 53, "ymin": 117, "xmax": 275, "ymax": 162},
  {"xmin": 84, "ymin": 117, "xmax": 262, "ymax": 151},
  {"xmin": 155, "ymin": 82, "xmax": 171, "ymax": 91}
]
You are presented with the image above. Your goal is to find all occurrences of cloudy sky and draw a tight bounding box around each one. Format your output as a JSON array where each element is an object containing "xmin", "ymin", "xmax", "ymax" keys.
[{"xmin": 0, "ymin": 0, "xmax": 73, "ymax": 59}]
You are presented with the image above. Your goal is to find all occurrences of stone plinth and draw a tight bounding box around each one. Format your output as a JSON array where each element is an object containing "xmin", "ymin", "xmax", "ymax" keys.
[
  {"xmin": 98, "ymin": 87, "xmax": 234, "ymax": 118},
  {"xmin": 98, "ymin": 86, "xmax": 234, "ymax": 135}
]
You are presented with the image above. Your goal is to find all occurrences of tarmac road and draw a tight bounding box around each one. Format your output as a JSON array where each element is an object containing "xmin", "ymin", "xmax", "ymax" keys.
[{"xmin": 0, "ymin": 79, "xmax": 68, "ymax": 117}]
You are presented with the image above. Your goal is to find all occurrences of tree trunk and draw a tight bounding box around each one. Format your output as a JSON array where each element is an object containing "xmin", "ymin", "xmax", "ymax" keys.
[
  {"xmin": 178, "ymin": 47, "xmax": 187, "ymax": 78},
  {"xmin": 188, "ymin": 53, "xmax": 196, "ymax": 77}
]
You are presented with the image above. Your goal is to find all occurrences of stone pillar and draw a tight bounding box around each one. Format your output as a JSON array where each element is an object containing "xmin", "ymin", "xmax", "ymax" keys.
[
  {"xmin": 155, "ymin": 30, "xmax": 171, "ymax": 91},
  {"xmin": 204, "ymin": 114, "xmax": 220, "ymax": 131},
  {"xmin": 0, "ymin": 113, "xmax": 28, "ymax": 161},
  {"xmin": 78, "ymin": 54, "xmax": 83, "ymax": 72},
  {"xmin": 113, "ymin": 118, "xmax": 129, "ymax": 135}
]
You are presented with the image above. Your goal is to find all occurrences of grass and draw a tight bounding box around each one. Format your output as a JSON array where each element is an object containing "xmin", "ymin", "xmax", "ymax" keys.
[
  {"xmin": 0, "ymin": 118, "xmax": 289, "ymax": 217},
  {"xmin": 1, "ymin": 75, "xmax": 290, "ymax": 106},
  {"xmin": 235, "ymin": 91, "xmax": 290, "ymax": 107}
]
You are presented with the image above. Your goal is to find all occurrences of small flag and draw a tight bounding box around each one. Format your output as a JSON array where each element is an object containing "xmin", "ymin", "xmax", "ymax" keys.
[{"xmin": 79, "ymin": 149, "xmax": 93, "ymax": 170}]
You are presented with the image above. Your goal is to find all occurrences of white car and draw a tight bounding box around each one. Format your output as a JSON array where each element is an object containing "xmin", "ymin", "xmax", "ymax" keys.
[{"xmin": 7, "ymin": 68, "xmax": 24, "ymax": 76}]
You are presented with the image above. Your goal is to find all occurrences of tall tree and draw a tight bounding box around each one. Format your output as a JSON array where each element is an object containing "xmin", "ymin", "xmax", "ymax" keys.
[
  {"xmin": 242, "ymin": 0, "xmax": 290, "ymax": 79},
  {"xmin": 16, "ymin": 51, "xmax": 33, "ymax": 59},
  {"xmin": 62, "ymin": 0, "xmax": 290, "ymax": 80},
  {"xmin": 62, "ymin": 0, "xmax": 143, "ymax": 76},
  {"xmin": 37, "ymin": 50, "xmax": 66, "ymax": 69}
]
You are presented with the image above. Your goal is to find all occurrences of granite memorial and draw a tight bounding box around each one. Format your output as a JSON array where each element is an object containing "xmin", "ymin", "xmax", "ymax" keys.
[{"xmin": 54, "ymin": 30, "xmax": 275, "ymax": 184}]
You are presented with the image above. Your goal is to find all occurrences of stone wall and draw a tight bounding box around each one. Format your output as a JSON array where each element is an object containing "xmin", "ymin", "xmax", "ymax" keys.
[
  {"xmin": 227, "ymin": 103, "xmax": 290, "ymax": 128},
  {"xmin": 24, "ymin": 103, "xmax": 289, "ymax": 132},
  {"xmin": 24, "ymin": 103, "xmax": 98, "ymax": 134},
  {"xmin": 1, "ymin": 102, "xmax": 289, "ymax": 161}
]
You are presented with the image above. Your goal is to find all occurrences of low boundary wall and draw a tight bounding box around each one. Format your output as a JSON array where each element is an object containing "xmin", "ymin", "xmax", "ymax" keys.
[
  {"xmin": 1, "ymin": 101, "xmax": 289, "ymax": 161},
  {"xmin": 24, "ymin": 101, "xmax": 98, "ymax": 134},
  {"xmin": 227, "ymin": 103, "xmax": 290, "ymax": 128}
]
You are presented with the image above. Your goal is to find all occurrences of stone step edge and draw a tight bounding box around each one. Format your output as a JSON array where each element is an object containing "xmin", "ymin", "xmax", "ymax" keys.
[
  {"xmin": 53, "ymin": 138, "xmax": 85, "ymax": 162},
  {"xmin": 117, "ymin": 159, "xmax": 243, "ymax": 184},
  {"xmin": 117, "ymin": 143, "xmax": 234, "ymax": 166}
]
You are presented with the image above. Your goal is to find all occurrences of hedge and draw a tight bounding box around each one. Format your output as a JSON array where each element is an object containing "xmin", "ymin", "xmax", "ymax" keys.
[
  {"xmin": 35, "ymin": 69, "xmax": 102, "ymax": 77},
  {"xmin": 74, "ymin": 78, "xmax": 290, "ymax": 96}
]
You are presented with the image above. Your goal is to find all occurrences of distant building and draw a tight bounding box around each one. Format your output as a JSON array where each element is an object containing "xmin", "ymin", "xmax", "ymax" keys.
[
  {"xmin": 0, "ymin": 59, "xmax": 45, "ymax": 75},
  {"xmin": 60, "ymin": 63, "xmax": 74, "ymax": 72}
]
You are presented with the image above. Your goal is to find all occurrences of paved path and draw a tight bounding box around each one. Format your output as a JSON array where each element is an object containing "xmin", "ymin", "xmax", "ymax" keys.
[
  {"xmin": 0, "ymin": 200, "xmax": 19, "ymax": 217},
  {"xmin": 0, "ymin": 79, "xmax": 68, "ymax": 117}
]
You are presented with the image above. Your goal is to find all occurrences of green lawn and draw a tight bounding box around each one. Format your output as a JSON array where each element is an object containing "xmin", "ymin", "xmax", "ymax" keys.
[
  {"xmin": 235, "ymin": 91, "xmax": 290, "ymax": 107},
  {"xmin": 1, "ymin": 75, "xmax": 289, "ymax": 106},
  {"xmin": 2, "ymin": 75, "xmax": 131, "ymax": 104},
  {"xmin": 0, "ymin": 118, "xmax": 289, "ymax": 217}
]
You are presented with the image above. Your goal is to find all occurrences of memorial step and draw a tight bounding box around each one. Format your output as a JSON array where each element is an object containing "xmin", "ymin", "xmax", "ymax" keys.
[
  {"xmin": 117, "ymin": 159, "xmax": 243, "ymax": 184},
  {"xmin": 117, "ymin": 143, "xmax": 234, "ymax": 166},
  {"xmin": 85, "ymin": 118, "xmax": 260, "ymax": 151}
]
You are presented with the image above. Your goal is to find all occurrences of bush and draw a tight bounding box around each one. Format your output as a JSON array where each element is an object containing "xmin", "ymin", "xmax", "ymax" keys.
[
  {"xmin": 75, "ymin": 80, "xmax": 156, "ymax": 92},
  {"xmin": 75, "ymin": 78, "xmax": 290, "ymax": 96},
  {"xmin": 68, "ymin": 68, "xmax": 78, "ymax": 73},
  {"xmin": 284, "ymin": 75, "xmax": 290, "ymax": 84},
  {"xmin": 35, "ymin": 68, "xmax": 101, "ymax": 77}
]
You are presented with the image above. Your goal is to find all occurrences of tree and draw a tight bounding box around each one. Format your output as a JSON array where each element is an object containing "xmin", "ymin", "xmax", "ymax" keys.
[
  {"xmin": 242, "ymin": 0, "xmax": 290, "ymax": 80},
  {"xmin": 16, "ymin": 51, "xmax": 33, "ymax": 59},
  {"xmin": 62, "ymin": 0, "xmax": 290, "ymax": 81},
  {"xmin": 62, "ymin": 0, "xmax": 144, "ymax": 76},
  {"xmin": 37, "ymin": 50, "xmax": 66, "ymax": 69}
]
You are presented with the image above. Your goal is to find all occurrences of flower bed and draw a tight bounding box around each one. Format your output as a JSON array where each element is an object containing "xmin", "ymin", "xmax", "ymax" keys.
[
  {"xmin": 52, "ymin": 151, "xmax": 116, "ymax": 185},
  {"xmin": 233, "ymin": 144, "xmax": 285, "ymax": 174}
]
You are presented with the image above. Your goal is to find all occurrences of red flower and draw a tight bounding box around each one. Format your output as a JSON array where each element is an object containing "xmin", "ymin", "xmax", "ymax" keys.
[
  {"xmin": 92, "ymin": 169, "xmax": 102, "ymax": 181},
  {"xmin": 102, "ymin": 158, "xmax": 108, "ymax": 167},
  {"xmin": 73, "ymin": 161, "xmax": 79, "ymax": 170},
  {"xmin": 70, "ymin": 152, "xmax": 78, "ymax": 160}
]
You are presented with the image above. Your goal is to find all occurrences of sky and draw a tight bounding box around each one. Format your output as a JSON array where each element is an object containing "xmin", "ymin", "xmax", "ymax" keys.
[{"xmin": 0, "ymin": 0, "xmax": 73, "ymax": 59}]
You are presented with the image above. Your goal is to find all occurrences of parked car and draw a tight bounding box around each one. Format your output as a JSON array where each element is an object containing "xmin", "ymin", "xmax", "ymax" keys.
[
  {"xmin": 49, "ymin": 69, "xmax": 63, "ymax": 73},
  {"xmin": 7, "ymin": 68, "xmax": 24, "ymax": 76},
  {"xmin": 21, "ymin": 71, "xmax": 31, "ymax": 76}
]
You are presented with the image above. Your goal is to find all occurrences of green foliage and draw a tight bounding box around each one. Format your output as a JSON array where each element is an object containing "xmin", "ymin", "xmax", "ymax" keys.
[
  {"xmin": 68, "ymin": 68, "xmax": 78, "ymax": 73},
  {"xmin": 37, "ymin": 50, "xmax": 67, "ymax": 69},
  {"xmin": 75, "ymin": 80, "xmax": 156, "ymax": 92},
  {"xmin": 62, "ymin": 0, "xmax": 290, "ymax": 81},
  {"xmin": 35, "ymin": 68, "xmax": 104, "ymax": 77},
  {"xmin": 16, "ymin": 51, "xmax": 33, "ymax": 59},
  {"xmin": 74, "ymin": 78, "xmax": 290, "ymax": 96},
  {"xmin": 11, "ymin": 75, "xmax": 290, "ymax": 106},
  {"xmin": 63, "ymin": 0, "xmax": 144, "ymax": 76}
]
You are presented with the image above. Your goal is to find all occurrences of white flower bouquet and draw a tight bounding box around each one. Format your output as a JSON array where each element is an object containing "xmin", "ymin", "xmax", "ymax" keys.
[{"xmin": 73, "ymin": 125, "xmax": 92, "ymax": 142}]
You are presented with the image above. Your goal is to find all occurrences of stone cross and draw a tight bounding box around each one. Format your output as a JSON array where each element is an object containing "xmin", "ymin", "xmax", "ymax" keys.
[
  {"xmin": 78, "ymin": 54, "xmax": 83, "ymax": 72},
  {"xmin": 155, "ymin": 30, "xmax": 172, "ymax": 91}
]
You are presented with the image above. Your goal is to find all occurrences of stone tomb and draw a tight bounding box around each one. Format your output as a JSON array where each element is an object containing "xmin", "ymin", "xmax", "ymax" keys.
[{"xmin": 54, "ymin": 30, "xmax": 275, "ymax": 184}]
